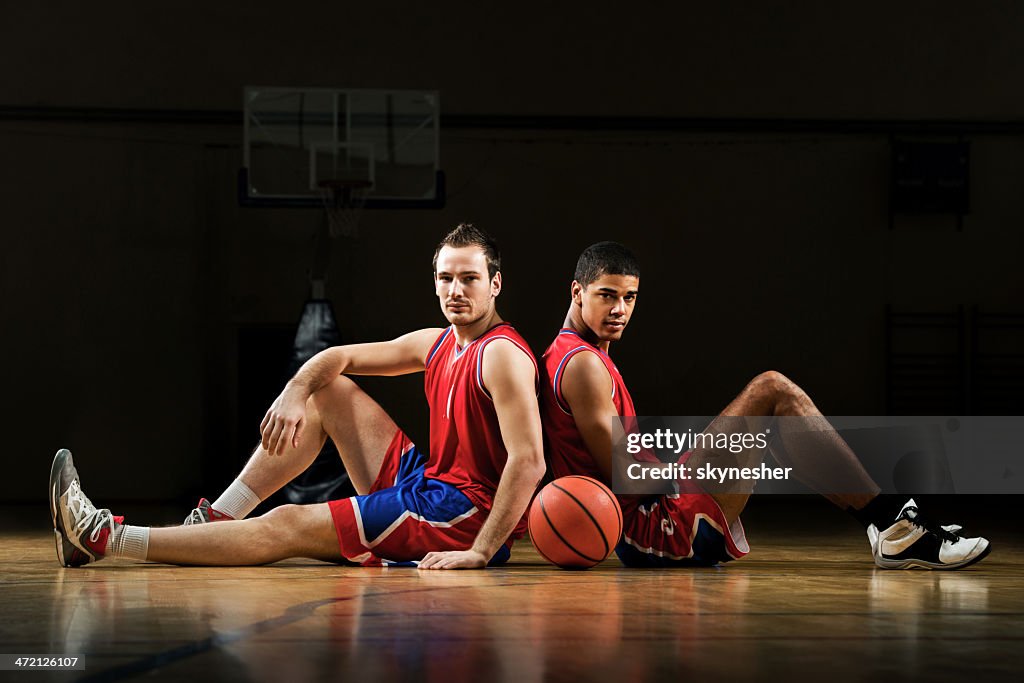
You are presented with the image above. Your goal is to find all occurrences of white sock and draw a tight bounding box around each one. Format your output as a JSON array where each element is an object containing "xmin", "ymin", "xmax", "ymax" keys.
[
  {"xmin": 108, "ymin": 524, "xmax": 150, "ymax": 561},
  {"xmin": 211, "ymin": 479, "xmax": 261, "ymax": 520}
]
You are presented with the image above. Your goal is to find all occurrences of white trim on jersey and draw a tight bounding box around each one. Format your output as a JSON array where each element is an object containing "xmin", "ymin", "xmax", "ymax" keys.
[
  {"xmin": 350, "ymin": 497, "xmax": 480, "ymax": 550},
  {"xmin": 552, "ymin": 344, "xmax": 617, "ymax": 415},
  {"xmin": 621, "ymin": 512, "xmax": 748, "ymax": 560},
  {"xmin": 425, "ymin": 326, "xmax": 453, "ymax": 368},
  {"xmin": 474, "ymin": 334, "xmax": 540, "ymax": 402}
]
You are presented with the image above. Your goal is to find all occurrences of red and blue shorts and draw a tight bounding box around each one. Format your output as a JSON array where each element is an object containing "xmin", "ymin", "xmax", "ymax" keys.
[
  {"xmin": 327, "ymin": 430, "xmax": 511, "ymax": 567},
  {"xmin": 615, "ymin": 492, "xmax": 750, "ymax": 567}
]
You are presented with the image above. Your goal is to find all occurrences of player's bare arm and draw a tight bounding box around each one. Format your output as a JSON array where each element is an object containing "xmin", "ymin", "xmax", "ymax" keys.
[
  {"xmin": 559, "ymin": 351, "xmax": 618, "ymax": 482},
  {"xmin": 261, "ymin": 328, "xmax": 444, "ymax": 455},
  {"xmin": 419, "ymin": 339, "xmax": 545, "ymax": 570}
]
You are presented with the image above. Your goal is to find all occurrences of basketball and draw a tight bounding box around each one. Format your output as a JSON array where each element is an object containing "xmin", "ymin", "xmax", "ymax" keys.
[{"xmin": 528, "ymin": 475, "xmax": 623, "ymax": 569}]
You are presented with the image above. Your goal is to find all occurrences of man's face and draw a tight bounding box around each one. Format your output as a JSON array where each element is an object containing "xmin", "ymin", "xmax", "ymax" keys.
[
  {"xmin": 573, "ymin": 273, "xmax": 639, "ymax": 343},
  {"xmin": 434, "ymin": 245, "xmax": 501, "ymax": 326}
]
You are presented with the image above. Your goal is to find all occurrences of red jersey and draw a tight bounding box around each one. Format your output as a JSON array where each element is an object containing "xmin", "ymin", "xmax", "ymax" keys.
[
  {"xmin": 540, "ymin": 328, "xmax": 636, "ymax": 482},
  {"xmin": 540, "ymin": 328, "xmax": 751, "ymax": 565},
  {"xmin": 423, "ymin": 322, "xmax": 538, "ymax": 532}
]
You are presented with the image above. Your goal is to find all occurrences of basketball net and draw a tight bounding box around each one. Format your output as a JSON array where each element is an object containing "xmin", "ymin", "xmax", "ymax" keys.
[{"xmin": 317, "ymin": 180, "xmax": 371, "ymax": 238}]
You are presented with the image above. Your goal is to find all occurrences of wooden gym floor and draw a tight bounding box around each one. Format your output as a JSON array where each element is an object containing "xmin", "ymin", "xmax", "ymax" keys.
[{"xmin": 1, "ymin": 499, "xmax": 1022, "ymax": 683}]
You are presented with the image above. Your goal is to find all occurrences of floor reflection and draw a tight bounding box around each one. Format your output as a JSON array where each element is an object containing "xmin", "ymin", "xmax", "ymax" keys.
[{"xmin": 6, "ymin": 530, "xmax": 1019, "ymax": 683}]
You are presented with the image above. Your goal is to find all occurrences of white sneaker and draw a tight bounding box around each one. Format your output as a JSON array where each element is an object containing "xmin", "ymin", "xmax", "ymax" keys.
[
  {"xmin": 867, "ymin": 499, "xmax": 991, "ymax": 570},
  {"xmin": 49, "ymin": 449, "xmax": 121, "ymax": 567}
]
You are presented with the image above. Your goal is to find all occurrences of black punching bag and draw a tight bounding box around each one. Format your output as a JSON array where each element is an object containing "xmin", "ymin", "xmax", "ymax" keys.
[{"xmin": 281, "ymin": 292, "xmax": 357, "ymax": 503}]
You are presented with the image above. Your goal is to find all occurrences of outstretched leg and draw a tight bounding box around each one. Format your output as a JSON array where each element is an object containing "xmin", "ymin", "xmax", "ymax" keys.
[
  {"xmin": 52, "ymin": 448, "xmax": 344, "ymax": 566},
  {"xmin": 149, "ymin": 505, "xmax": 342, "ymax": 565},
  {"xmin": 51, "ymin": 448, "xmax": 495, "ymax": 569}
]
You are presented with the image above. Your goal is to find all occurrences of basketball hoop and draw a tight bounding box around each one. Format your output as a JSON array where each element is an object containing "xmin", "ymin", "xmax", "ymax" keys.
[{"xmin": 317, "ymin": 179, "xmax": 372, "ymax": 238}]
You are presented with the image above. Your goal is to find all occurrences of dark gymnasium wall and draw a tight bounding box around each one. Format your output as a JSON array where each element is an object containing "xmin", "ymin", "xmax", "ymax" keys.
[{"xmin": 2, "ymin": 2, "xmax": 1022, "ymax": 502}]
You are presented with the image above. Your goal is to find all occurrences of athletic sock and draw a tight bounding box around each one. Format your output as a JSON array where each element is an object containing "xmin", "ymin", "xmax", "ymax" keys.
[
  {"xmin": 211, "ymin": 480, "xmax": 261, "ymax": 520},
  {"xmin": 108, "ymin": 524, "xmax": 150, "ymax": 560},
  {"xmin": 848, "ymin": 495, "xmax": 905, "ymax": 529}
]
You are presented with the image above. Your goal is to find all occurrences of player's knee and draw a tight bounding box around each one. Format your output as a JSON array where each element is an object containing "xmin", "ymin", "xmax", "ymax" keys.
[
  {"xmin": 258, "ymin": 504, "xmax": 306, "ymax": 552},
  {"xmin": 312, "ymin": 374, "xmax": 359, "ymax": 411},
  {"xmin": 751, "ymin": 370, "xmax": 796, "ymax": 396},
  {"xmin": 262, "ymin": 503, "xmax": 337, "ymax": 559}
]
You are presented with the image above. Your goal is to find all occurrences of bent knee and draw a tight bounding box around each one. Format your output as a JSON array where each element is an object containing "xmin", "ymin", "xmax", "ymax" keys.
[
  {"xmin": 750, "ymin": 370, "xmax": 795, "ymax": 392},
  {"xmin": 312, "ymin": 375, "xmax": 359, "ymax": 410}
]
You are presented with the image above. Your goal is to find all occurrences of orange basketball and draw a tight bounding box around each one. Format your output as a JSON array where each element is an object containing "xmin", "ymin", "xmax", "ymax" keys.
[{"xmin": 528, "ymin": 475, "xmax": 623, "ymax": 569}]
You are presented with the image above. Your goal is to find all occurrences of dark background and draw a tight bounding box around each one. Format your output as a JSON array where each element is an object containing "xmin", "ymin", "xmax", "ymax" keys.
[{"xmin": 2, "ymin": 1, "xmax": 1022, "ymax": 505}]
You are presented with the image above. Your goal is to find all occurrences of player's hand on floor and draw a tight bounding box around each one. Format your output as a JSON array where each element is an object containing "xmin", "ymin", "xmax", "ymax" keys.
[{"xmin": 418, "ymin": 549, "xmax": 488, "ymax": 570}]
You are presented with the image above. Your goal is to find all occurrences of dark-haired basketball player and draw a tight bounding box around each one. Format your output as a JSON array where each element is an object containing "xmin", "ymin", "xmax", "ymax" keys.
[
  {"xmin": 539, "ymin": 241, "xmax": 990, "ymax": 570},
  {"xmin": 51, "ymin": 224, "xmax": 545, "ymax": 570}
]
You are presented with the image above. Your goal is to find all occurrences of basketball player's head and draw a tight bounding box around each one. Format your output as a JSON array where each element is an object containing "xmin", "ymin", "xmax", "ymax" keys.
[
  {"xmin": 571, "ymin": 241, "xmax": 640, "ymax": 343},
  {"xmin": 433, "ymin": 223, "xmax": 502, "ymax": 326}
]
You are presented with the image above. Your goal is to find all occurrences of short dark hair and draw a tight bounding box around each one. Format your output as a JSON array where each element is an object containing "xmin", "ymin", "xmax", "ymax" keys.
[
  {"xmin": 574, "ymin": 241, "xmax": 640, "ymax": 288},
  {"xmin": 433, "ymin": 223, "xmax": 501, "ymax": 279}
]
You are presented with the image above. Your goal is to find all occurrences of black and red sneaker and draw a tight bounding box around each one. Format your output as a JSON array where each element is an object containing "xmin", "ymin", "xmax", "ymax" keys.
[{"xmin": 183, "ymin": 498, "xmax": 235, "ymax": 526}]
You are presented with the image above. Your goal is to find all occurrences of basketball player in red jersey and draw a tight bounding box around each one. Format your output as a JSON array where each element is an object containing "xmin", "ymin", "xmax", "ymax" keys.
[
  {"xmin": 540, "ymin": 242, "xmax": 990, "ymax": 570},
  {"xmin": 50, "ymin": 224, "xmax": 545, "ymax": 570}
]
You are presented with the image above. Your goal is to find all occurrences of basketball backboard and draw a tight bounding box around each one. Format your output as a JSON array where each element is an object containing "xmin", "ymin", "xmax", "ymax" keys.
[{"xmin": 240, "ymin": 87, "xmax": 443, "ymax": 208}]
